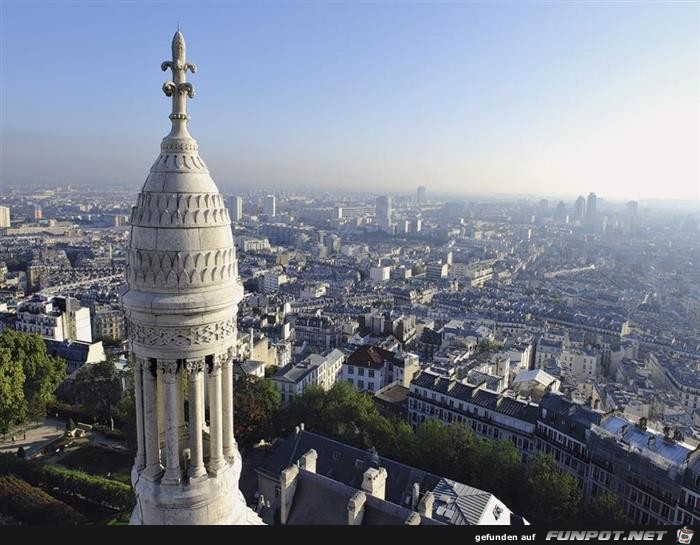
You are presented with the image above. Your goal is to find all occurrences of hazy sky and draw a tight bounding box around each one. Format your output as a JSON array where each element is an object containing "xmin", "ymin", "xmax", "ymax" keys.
[{"xmin": 1, "ymin": 1, "xmax": 698, "ymax": 200}]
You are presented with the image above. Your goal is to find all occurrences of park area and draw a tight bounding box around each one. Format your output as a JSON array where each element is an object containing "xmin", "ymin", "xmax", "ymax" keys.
[{"xmin": 0, "ymin": 433, "xmax": 135, "ymax": 525}]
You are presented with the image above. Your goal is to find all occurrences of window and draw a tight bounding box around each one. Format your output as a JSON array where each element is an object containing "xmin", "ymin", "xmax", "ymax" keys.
[
  {"xmin": 368, "ymin": 369, "xmax": 375, "ymax": 378},
  {"xmin": 348, "ymin": 366, "xmax": 354, "ymax": 375},
  {"xmin": 348, "ymin": 378, "xmax": 354, "ymax": 385},
  {"xmin": 358, "ymin": 380, "xmax": 364, "ymax": 389},
  {"xmin": 358, "ymin": 368, "xmax": 365, "ymax": 376}
]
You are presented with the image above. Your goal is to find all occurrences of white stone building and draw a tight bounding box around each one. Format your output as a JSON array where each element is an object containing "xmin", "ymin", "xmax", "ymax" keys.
[
  {"xmin": 122, "ymin": 31, "xmax": 261, "ymax": 525},
  {"xmin": 558, "ymin": 349, "xmax": 600, "ymax": 380},
  {"xmin": 16, "ymin": 295, "xmax": 92, "ymax": 343},
  {"xmin": 342, "ymin": 345, "xmax": 420, "ymax": 393},
  {"xmin": 0, "ymin": 206, "xmax": 10, "ymax": 228},
  {"xmin": 369, "ymin": 265, "xmax": 391, "ymax": 282},
  {"xmin": 228, "ymin": 196, "xmax": 243, "ymax": 222},
  {"xmin": 263, "ymin": 269, "xmax": 288, "ymax": 293},
  {"xmin": 271, "ymin": 349, "xmax": 345, "ymax": 406}
]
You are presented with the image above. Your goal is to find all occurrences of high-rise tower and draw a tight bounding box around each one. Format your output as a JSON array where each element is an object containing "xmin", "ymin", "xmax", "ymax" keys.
[
  {"xmin": 122, "ymin": 31, "xmax": 261, "ymax": 525},
  {"xmin": 264, "ymin": 194, "xmax": 276, "ymax": 217},
  {"xmin": 376, "ymin": 195, "xmax": 392, "ymax": 233},
  {"xmin": 586, "ymin": 192, "xmax": 597, "ymax": 220},
  {"xmin": 574, "ymin": 195, "xmax": 586, "ymax": 221}
]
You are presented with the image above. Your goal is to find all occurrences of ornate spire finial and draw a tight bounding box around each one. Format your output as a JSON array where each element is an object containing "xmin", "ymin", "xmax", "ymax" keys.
[{"xmin": 161, "ymin": 30, "xmax": 197, "ymax": 140}]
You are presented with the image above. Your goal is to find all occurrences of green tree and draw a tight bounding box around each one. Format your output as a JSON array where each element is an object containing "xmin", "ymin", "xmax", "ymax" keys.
[
  {"xmin": 579, "ymin": 492, "xmax": 628, "ymax": 525},
  {"xmin": 0, "ymin": 347, "xmax": 26, "ymax": 434},
  {"xmin": 470, "ymin": 435, "xmax": 525, "ymax": 507},
  {"xmin": 523, "ymin": 453, "xmax": 582, "ymax": 524},
  {"xmin": 114, "ymin": 390, "xmax": 136, "ymax": 449},
  {"xmin": 71, "ymin": 359, "xmax": 123, "ymax": 423},
  {"xmin": 233, "ymin": 375, "xmax": 281, "ymax": 446},
  {"xmin": 0, "ymin": 330, "xmax": 66, "ymax": 422}
]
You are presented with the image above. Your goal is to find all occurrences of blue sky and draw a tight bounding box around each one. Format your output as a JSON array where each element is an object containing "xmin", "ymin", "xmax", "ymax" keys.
[{"xmin": 1, "ymin": 1, "xmax": 698, "ymax": 200}]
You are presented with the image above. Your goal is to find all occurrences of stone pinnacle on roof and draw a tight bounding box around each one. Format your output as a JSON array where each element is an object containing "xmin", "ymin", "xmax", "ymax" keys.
[{"xmin": 161, "ymin": 30, "xmax": 197, "ymax": 141}]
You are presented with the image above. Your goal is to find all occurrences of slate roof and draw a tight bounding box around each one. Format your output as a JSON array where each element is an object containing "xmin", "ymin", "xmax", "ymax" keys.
[
  {"xmin": 256, "ymin": 430, "xmax": 440, "ymax": 509},
  {"xmin": 431, "ymin": 478, "xmax": 494, "ymax": 525},
  {"xmin": 538, "ymin": 393, "xmax": 602, "ymax": 442},
  {"xmin": 346, "ymin": 345, "xmax": 401, "ymax": 369},
  {"xmin": 597, "ymin": 415, "xmax": 695, "ymax": 467},
  {"xmin": 410, "ymin": 371, "xmax": 539, "ymax": 425},
  {"xmin": 285, "ymin": 470, "xmax": 441, "ymax": 525}
]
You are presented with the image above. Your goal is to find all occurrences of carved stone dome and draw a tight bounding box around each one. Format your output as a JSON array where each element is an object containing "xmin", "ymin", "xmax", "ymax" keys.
[{"xmin": 122, "ymin": 30, "xmax": 242, "ymax": 362}]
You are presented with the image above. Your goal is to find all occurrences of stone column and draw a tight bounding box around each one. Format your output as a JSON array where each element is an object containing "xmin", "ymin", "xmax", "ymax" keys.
[
  {"xmin": 177, "ymin": 360, "xmax": 187, "ymax": 440},
  {"xmin": 157, "ymin": 367, "xmax": 166, "ymax": 449},
  {"xmin": 142, "ymin": 359, "xmax": 162, "ymax": 479},
  {"xmin": 133, "ymin": 357, "xmax": 146, "ymax": 470},
  {"xmin": 160, "ymin": 360, "xmax": 181, "ymax": 485},
  {"xmin": 208, "ymin": 358, "xmax": 225, "ymax": 474},
  {"xmin": 186, "ymin": 358, "xmax": 207, "ymax": 480},
  {"xmin": 220, "ymin": 351, "xmax": 235, "ymax": 459}
]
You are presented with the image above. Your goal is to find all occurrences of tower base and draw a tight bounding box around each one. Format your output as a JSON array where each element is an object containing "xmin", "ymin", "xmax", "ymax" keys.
[{"xmin": 130, "ymin": 451, "xmax": 264, "ymax": 525}]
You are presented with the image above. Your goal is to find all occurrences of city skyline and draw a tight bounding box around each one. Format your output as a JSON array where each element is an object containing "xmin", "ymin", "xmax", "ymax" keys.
[{"xmin": 1, "ymin": 2, "xmax": 698, "ymax": 201}]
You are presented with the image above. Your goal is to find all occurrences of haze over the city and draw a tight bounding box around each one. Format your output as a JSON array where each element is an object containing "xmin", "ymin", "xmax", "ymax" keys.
[{"xmin": 1, "ymin": 1, "xmax": 698, "ymax": 201}]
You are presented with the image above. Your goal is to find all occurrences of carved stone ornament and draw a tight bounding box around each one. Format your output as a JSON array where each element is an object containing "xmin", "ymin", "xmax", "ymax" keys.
[
  {"xmin": 129, "ymin": 318, "xmax": 235, "ymax": 347},
  {"xmin": 185, "ymin": 358, "xmax": 206, "ymax": 374},
  {"xmin": 158, "ymin": 359, "xmax": 180, "ymax": 375}
]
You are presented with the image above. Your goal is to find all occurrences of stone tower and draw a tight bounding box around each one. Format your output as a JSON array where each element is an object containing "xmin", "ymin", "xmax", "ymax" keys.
[{"xmin": 123, "ymin": 30, "xmax": 262, "ymax": 525}]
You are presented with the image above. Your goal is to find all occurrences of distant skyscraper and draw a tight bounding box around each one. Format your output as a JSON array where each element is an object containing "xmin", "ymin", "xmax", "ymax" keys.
[
  {"xmin": 417, "ymin": 186, "xmax": 426, "ymax": 204},
  {"xmin": 574, "ymin": 196, "xmax": 586, "ymax": 220},
  {"xmin": 376, "ymin": 196, "xmax": 392, "ymax": 232},
  {"xmin": 627, "ymin": 200, "xmax": 638, "ymax": 217},
  {"xmin": 264, "ymin": 194, "xmax": 276, "ymax": 217},
  {"xmin": 586, "ymin": 192, "xmax": 597, "ymax": 220},
  {"xmin": 228, "ymin": 196, "xmax": 243, "ymax": 222},
  {"xmin": 33, "ymin": 203, "xmax": 42, "ymax": 221},
  {"xmin": 539, "ymin": 199, "xmax": 548, "ymax": 210},
  {"xmin": 0, "ymin": 206, "xmax": 10, "ymax": 228},
  {"xmin": 555, "ymin": 201, "xmax": 567, "ymax": 221}
]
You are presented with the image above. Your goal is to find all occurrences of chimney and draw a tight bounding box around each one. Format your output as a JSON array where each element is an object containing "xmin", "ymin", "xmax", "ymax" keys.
[
  {"xmin": 404, "ymin": 512, "xmax": 421, "ymax": 525},
  {"xmin": 299, "ymin": 449, "xmax": 317, "ymax": 473},
  {"xmin": 279, "ymin": 465, "xmax": 299, "ymax": 525},
  {"xmin": 417, "ymin": 491, "xmax": 434, "ymax": 519},
  {"xmin": 411, "ymin": 483, "xmax": 420, "ymax": 509},
  {"xmin": 347, "ymin": 490, "xmax": 366, "ymax": 525},
  {"xmin": 361, "ymin": 467, "xmax": 387, "ymax": 500}
]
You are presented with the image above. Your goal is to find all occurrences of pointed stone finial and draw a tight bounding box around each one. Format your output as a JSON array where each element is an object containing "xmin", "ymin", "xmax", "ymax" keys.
[{"xmin": 161, "ymin": 30, "xmax": 197, "ymax": 140}]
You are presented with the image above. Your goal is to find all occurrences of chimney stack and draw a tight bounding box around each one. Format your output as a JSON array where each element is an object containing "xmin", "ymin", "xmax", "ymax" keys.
[
  {"xmin": 361, "ymin": 467, "xmax": 387, "ymax": 500},
  {"xmin": 404, "ymin": 512, "xmax": 421, "ymax": 525},
  {"xmin": 299, "ymin": 449, "xmax": 317, "ymax": 473},
  {"xmin": 347, "ymin": 491, "xmax": 366, "ymax": 525},
  {"xmin": 417, "ymin": 491, "xmax": 434, "ymax": 519},
  {"xmin": 279, "ymin": 465, "xmax": 300, "ymax": 525},
  {"xmin": 411, "ymin": 483, "xmax": 420, "ymax": 509}
]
